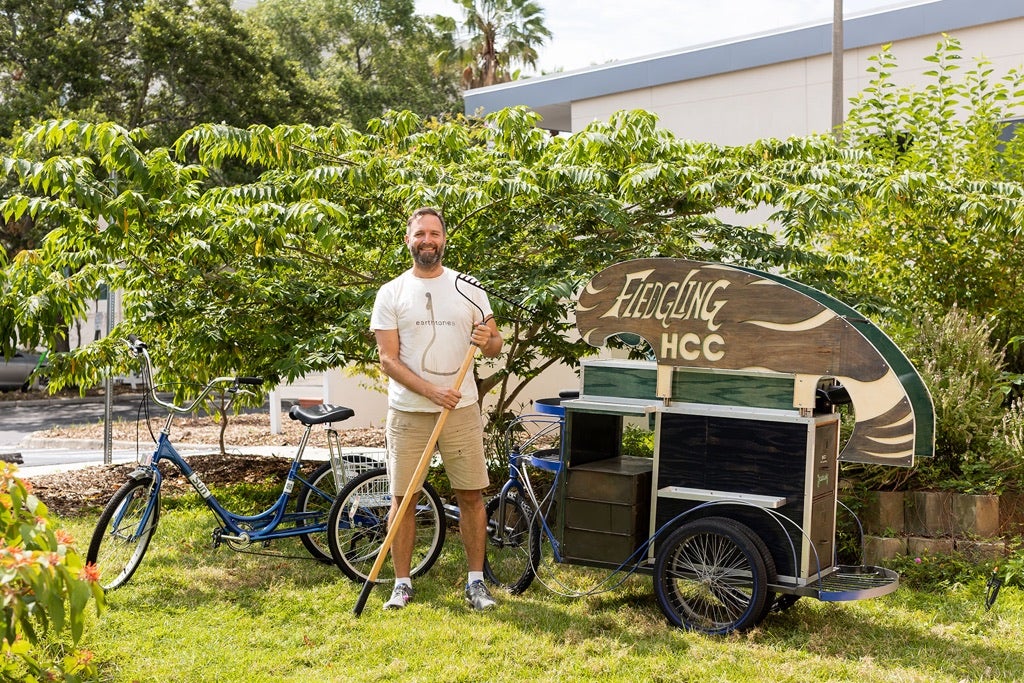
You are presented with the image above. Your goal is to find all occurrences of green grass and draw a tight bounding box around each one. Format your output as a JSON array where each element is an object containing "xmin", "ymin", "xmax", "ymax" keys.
[{"xmin": 59, "ymin": 489, "xmax": 1024, "ymax": 683}]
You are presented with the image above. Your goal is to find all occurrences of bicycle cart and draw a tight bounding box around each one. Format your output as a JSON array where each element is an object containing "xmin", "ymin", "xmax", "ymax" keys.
[{"xmin": 486, "ymin": 258, "xmax": 935, "ymax": 634}]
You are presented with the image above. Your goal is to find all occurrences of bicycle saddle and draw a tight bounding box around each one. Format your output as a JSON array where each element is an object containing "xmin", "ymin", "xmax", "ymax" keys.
[{"xmin": 288, "ymin": 403, "xmax": 355, "ymax": 425}]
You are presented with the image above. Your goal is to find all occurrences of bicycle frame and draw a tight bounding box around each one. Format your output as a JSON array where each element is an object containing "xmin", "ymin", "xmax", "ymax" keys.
[
  {"xmin": 495, "ymin": 448, "xmax": 565, "ymax": 563},
  {"xmin": 442, "ymin": 413, "xmax": 565, "ymax": 557},
  {"xmin": 89, "ymin": 337, "xmax": 376, "ymax": 592},
  {"xmin": 492, "ymin": 414, "xmax": 566, "ymax": 559},
  {"xmin": 121, "ymin": 427, "xmax": 341, "ymax": 552},
  {"xmin": 117, "ymin": 336, "xmax": 348, "ymax": 548}
]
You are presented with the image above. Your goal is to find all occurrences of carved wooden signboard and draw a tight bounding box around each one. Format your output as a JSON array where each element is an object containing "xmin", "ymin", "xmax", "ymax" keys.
[{"xmin": 576, "ymin": 258, "xmax": 934, "ymax": 467}]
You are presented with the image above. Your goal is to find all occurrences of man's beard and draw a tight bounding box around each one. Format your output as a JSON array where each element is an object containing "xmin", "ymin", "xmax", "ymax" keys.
[{"xmin": 411, "ymin": 244, "xmax": 444, "ymax": 268}]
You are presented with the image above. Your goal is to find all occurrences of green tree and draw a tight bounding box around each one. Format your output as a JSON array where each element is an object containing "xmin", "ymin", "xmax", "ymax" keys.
[
  {"xmin": 246, "ymin": 0, "xmax": 463, "ymax": 130},
  {"xmin": 0, "ymin": 0, "xmax": 324, "ymax": 147},
  {"xmin": 0, "ymin": 0, "xmax": 142, "ymax": 139},
  {"xmin": 445, "ymin": 0, "xmax": 552, "ymax": 88},
  {"xmin": 0, "ymin": 109, "xmax": 790, "ymax": 420},
  {"xmin": 770, "ymin": 38, "xmax": 1024, "ymax": 360},
  {"xmin": 0, "ymin": 0, "xmax": 339, "ymax": 352},
  {"xmin": 127, "ymin": 0, "xmax": 332, "ymax": 144}
]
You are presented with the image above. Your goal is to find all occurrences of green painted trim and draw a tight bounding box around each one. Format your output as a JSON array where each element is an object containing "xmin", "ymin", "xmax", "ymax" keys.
[{"xmin": 582, "ymin": 362, "xmax": 795, "ymax": 410}]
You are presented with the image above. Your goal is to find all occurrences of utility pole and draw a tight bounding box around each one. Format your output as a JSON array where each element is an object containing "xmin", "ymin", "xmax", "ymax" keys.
[
  {"xmin": 831, "ymin": 0, "xmax": 844, "ymax": 139},
  {"xmin": 103, "ymin": 286, "xmax": 114, "ymax": 465}
]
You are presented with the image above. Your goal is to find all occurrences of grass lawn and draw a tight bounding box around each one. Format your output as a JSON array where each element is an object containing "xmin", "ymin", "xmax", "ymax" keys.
[{"xmin": 59, "ymin": 492, "xmax": 1024, "ymax": 683}]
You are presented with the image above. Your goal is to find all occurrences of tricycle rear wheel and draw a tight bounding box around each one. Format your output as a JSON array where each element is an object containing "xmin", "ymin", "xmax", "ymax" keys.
[
  {"xmin": 327, "ymin": 468, "xmax": 445, "ymax": 583},
  {"xmin": 654, "ymin": 516, "xmax": 770, "ymax": 634}
]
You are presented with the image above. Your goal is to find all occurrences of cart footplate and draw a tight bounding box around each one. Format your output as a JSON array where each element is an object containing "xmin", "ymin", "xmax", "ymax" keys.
[{"xmin": 813, "ymin": 564, "xmax": 899, "ymax": 602}]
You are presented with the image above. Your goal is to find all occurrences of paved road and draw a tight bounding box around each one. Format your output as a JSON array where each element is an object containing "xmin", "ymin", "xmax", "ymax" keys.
[
  {"xmin": 0, "ymin": 395, "xmax": 151, "ymax": 447},
  {"xmin": 0, "ymin": 394, "xmax": 159, "ymax": 474},
  {"xmin": 1, "ymin": 394, "xmax": 283, "ymax": 475}
]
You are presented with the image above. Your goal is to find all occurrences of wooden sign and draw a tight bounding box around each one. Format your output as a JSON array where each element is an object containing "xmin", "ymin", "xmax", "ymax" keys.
[{"xmin": 576, "ymin": 258, "xmax": 934, "ymax": 467}]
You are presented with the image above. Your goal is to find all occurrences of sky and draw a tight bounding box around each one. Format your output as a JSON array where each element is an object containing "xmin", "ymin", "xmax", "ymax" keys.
[{"xmin": 413, "ymin": 0, "xmax": 930, "ymax": 75}]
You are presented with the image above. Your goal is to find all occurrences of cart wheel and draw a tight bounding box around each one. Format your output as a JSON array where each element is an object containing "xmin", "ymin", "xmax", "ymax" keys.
[
  {"xmin": 654, "ymin": 516, "xmax": 770, "ymax": 634},
  {"xmin": 728, "ymin": 520, "xmax": 780, "ymax": 626},
  {"xmin": 725, "ymin": 521, "xmax": 800, "ymax": 618}
]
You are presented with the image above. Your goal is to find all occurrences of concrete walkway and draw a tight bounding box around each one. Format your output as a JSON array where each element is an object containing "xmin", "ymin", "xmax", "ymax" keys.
[{"xmin": 13, "ymin": 435, "xmax": 385, "ymax": 478}]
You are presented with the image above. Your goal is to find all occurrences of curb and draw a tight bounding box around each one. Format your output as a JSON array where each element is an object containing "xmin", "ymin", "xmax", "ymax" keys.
[
  {"xmin": 20, "ymin": 437, "xmax": 206, "ymax": 450},
  {"xmin": 20, "ymin": 438, "xmax": 142, "ymax": 450},
  {"xmin": 2, "ymin": 393, "xmax": 289, "ymax": 409}
]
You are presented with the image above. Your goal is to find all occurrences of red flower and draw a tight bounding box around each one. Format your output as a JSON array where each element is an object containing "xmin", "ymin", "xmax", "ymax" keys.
[{"xmin": 79, "ymin": 562, "xmax": 102, "ymax": 583}]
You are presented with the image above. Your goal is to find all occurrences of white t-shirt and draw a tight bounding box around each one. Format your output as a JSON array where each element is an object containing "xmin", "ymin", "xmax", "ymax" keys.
[{"xmin": 370, "ymin": 268, "xmax": 493, "ymax": 413}]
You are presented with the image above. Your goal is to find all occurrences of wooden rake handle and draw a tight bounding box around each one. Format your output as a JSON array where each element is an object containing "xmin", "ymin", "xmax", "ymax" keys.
[{"xmin": 353, "ymin": 342, "xmax": 479, "ymax": 616}]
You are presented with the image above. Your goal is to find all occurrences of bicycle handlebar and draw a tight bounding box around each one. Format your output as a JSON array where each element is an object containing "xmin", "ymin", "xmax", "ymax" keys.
[{"xmin": 123, "ymin": 336, "xmax": 263, "ymax": 414}]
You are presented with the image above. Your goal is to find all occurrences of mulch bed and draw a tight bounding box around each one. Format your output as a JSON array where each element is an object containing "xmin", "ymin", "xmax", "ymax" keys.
[{"xmin": 26, "ymin": 454, "xmax": 299, "ymax": 518}]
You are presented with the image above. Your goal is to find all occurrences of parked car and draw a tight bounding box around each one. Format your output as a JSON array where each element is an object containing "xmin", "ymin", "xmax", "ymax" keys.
[{"xmin": 0, "ymin": 351, "xmax": 44, "ymax": 392}]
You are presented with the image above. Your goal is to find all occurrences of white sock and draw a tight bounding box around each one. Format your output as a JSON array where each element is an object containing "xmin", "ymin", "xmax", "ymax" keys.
[
  {"xmin": 395, "ymin": 577, "xmax": 412, "ymax": 587},
  {"xmin": 468, "ymin": 571, "xmax": 484, "ymax": 584}
]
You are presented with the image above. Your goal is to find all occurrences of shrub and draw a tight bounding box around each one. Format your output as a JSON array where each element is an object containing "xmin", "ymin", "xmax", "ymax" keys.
[
  {"xmin": 845, "ymin": 307, "xmax": 1024, "ymax": 493},
  {"xmin": 885, "ymin": 550, "xmax": 992, "ymax": 592},
  {"xmin": 621, "ymin": 424, "xmax": 654, "ymax": 457},
  {"xmin": 0, "ymin": 464, "xmax": 104, "ymax": 681},
  {"xmin": 914, "ymin": 307, "xmax": 1005, "ymax": 462}
]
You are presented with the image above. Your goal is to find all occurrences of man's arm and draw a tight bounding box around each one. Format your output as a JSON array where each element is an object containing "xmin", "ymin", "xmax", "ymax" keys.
[{"xmin": 374, "ymin": 328, "xmax": 462, "ymax": 409}]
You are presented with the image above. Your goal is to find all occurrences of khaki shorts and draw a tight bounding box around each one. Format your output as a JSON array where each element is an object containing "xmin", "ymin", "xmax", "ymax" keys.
[{"xmin": 385, "ymin": 405, "xmax": 489, "ymax": 494}]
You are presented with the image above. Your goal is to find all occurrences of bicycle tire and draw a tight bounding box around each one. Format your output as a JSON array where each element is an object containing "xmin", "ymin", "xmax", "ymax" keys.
[
  {"xmin": 296, "ymin": 455, "xmax": 384, "ymax": 562},
  {"xmin": 327, "ymin": 468, "xmax": 446, "ymax": 583},
  {"xmin": 295, "ymin": 462, "xmax": 338, "ymax": 563},
  {"xmin": 653, "ymin": 516, "xmax": 770, "ymax": 634},
  {"xmin": 483, "ymin": 493, "xmax": 539, "ymax": 594},
  {"xmin": 729, "ymin": 519, "xmax": 779, "ymax": 625},
  {"xmin": 86, "ymin": 477, "xmax": 160, "ymax": 591}
]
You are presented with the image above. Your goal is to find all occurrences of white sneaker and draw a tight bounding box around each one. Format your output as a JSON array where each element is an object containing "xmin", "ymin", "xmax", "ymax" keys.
[
  {"xmin": 465, "ymin": 580, "xmax": 496, "ymax": 610},
  {"xmin": 383, "ymin": 583, "xmax": 414, "ymax": 610}
]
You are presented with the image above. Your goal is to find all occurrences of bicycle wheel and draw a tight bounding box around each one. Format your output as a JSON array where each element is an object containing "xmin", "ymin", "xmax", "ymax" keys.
[
  {"xmin": 296, "ymin": 455, "xmax": 384, "ymax": 562},
  {"xmin": 327, "ymin": 468, "xmax": 446, "ymax": 583},
  {"xmin": 653, "ymin": 516, "xmax": 769, "ymax": 634},
  {"xmin": 295, "ymin": 462, "xmax": 339, "ymax": 563},
  {"xmin": 87, "ymin": 478, "xmax": 160, "ymax": 591},
  {"xmin": 483, "ymin": 493, "xmax": 539, "ymax": 594}
]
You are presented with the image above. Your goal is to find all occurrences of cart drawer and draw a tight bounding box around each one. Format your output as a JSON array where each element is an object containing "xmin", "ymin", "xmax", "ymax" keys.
[
  {"xmin": 561, "ymin": 455, "xmax": 653, "ymax": 566},
  {"xmin": 566, "ymin": 456, "xmax": 653, "ymax": 504},
  {"xmin": 565, "ymin": 498, "xmax": 648, "ymax": 536},
  {"xmin": 563, "ymin": 527, "xmax": 642, "ymax": 566}
]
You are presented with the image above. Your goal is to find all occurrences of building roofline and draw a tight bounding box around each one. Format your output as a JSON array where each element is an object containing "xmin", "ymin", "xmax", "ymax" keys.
[{"xmin": 463, "ymin": 0, "xmax": 1024, "ymax": 129}]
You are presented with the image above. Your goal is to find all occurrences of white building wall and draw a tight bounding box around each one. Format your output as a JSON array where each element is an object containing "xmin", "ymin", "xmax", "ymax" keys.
[{"xmin": 572, "ymin": 18, "xmax": 1024, "ymax": 143}]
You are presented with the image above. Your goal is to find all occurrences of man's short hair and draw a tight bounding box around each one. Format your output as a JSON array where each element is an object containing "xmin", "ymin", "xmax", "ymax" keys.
[{"xmin": 407, "ymin": 206, "xmax": 446, "ymax": 234}]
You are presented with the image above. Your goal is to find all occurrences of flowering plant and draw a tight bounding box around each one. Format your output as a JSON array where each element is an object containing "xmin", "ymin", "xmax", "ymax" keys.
[{"xmin": 1, "ymin": 463, "xmax": 104, "ymax": 680}]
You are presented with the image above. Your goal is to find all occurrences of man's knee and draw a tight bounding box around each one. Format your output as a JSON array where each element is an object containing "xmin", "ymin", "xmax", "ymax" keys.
[{"xmin": 454, "ymin": 489, "xmax": 485, "ymax": 511}]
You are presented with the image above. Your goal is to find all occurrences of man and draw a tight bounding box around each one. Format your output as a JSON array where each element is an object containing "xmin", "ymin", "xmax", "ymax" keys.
[{"xmin": 370, "ymin": 206, "xmax": 503, "ymax": 611}]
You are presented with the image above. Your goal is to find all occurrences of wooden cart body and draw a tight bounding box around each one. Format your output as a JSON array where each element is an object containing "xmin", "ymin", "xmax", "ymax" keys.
[{"xmin": 536, "ymin": 258, "xmax": 936, "ymax": 629}]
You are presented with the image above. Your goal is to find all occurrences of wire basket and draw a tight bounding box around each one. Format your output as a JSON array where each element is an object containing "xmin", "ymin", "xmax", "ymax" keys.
[{"xmin": 340, "ymin": 448, "xmax": 387, "ymax": 480}]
